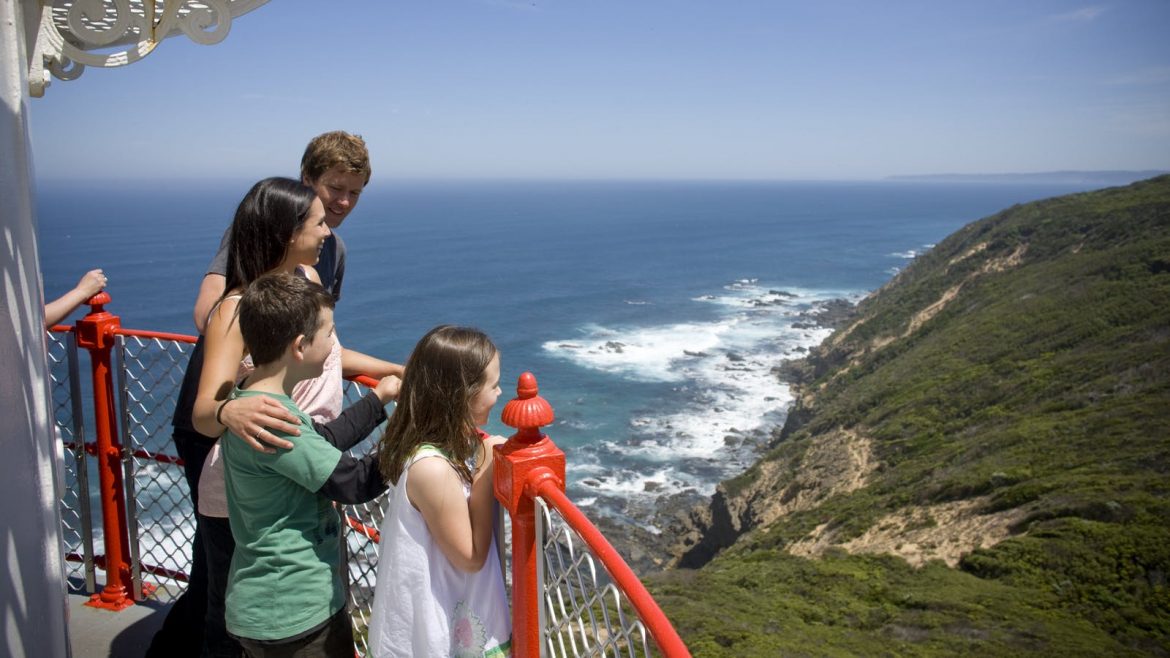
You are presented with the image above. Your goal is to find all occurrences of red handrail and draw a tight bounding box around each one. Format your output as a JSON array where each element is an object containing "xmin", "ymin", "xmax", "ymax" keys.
[
  {"xmin": 343, "ymin": 514, "xmax": 381, "ymax": 544},
  {"xmin": 113, "ymin": 327, "xmax": 199, "ymax": 344}
]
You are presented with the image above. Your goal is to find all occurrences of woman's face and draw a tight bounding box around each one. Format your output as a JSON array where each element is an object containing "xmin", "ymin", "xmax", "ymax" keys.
[
  {"xmin": 470, "ymin": 353, "xmax": 502, "ymax": 427},
  {"xmin": 287, "ymin": 197, "xmax": 331, "ymax": 267}
]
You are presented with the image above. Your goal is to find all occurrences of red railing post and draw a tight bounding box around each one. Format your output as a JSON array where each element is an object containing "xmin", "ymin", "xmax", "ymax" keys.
[
  {"xmin": 74, "ymin": 292, "xmax": 134, "ymax": 611},
  {"xmin": 495, "ymin": 372, "xmax": 564, "ymax": 658}
]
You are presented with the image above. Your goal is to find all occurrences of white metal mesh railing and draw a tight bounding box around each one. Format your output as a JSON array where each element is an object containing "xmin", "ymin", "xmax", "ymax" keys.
[
  {"xmin": 536, "ymin": 497, "xmax": 656, "ymax": 658},
  {"xmin": 338, "ymin": 378, "xmax": 390, "ymax": 657},
  {"xmin": 117, "ymin": 333, "xmax": 197, "ymax": 602},
  {"xmin": 47, "ymin": 329, "xmax": 96, "ymax": 594}
]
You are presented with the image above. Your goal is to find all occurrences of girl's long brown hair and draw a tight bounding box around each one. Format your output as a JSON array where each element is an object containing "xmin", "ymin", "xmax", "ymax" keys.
[{"xmin": 378, "ymin": 325, "xmax": 498, "ymax": 486}]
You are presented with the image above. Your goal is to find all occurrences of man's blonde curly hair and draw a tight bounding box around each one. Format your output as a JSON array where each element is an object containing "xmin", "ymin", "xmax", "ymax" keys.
[{"xmin": 300, "ymin": 131, "xmax": 371, "ymax": 185}]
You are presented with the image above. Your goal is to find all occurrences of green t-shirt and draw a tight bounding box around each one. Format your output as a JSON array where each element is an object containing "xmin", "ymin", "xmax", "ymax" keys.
[{"xmin": 221, "ymin": 388, "xmax": 344, "ymax": 641}]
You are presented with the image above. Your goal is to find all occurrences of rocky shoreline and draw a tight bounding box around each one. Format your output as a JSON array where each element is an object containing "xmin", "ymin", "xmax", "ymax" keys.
[{"xmin": 590, "ymin": 296, "xmax": 860, "ymax": 575}]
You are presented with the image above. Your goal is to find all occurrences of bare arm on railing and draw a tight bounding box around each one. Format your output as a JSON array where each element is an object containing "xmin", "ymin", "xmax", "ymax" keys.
[
  {"xmin": 44, "ymin": 268, "xmax": 106, "ymax": 328},
  {"xmin": 193, "ymin": 294, "xmax": 301, "ymax": 452},
  {"xmin": 341, "ymin": 347, "xmax": 404, "ymax": 380},
  {"xmin": 408, "ymin": 435, "xmax": 507, "ymax": 573}
]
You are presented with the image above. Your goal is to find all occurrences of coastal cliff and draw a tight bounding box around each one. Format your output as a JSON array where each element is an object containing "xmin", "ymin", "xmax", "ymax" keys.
[{"xmin": 650, "ymin": 175, "xmax": 1170, "ymax": 655}]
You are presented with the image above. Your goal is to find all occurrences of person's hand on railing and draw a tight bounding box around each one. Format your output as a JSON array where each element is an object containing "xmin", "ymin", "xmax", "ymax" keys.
[
  {"xmin": 475, "ymin": 435, "xmax": 508, "ymax": 479},
  {"xmin": 217, "ymin": 395, "xmax": 301, "ymax": 454},
  {"xmin": 43, "ymin": 268, "xmax": 107, "ymax": 328},
  {"xmin": 373, "ymin": 375, "xmax": 402, "ymax": 405}
]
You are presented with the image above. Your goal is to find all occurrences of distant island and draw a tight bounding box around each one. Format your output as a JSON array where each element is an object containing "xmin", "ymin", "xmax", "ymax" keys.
[{"xmin": 887, "ymin": 170, "xmax": 1168, "ymax": 185}]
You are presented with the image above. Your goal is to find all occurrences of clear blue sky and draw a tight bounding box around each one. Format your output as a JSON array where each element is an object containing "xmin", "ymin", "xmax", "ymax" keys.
[{"xmin": 29, "ymin": 1, "xmax": 1170, "ymax": 181}]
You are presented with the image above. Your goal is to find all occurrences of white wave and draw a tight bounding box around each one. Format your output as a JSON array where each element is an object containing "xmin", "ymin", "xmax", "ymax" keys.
[
  {"xmin": 576, "ymin": 466, "xmax": 683, "ymax": 497},
  {"xmin": 890, "ymin": 244, "xmax": 936, "ymax": 260},
  {"xmin": 542, "ymin": 321, "xmax": 729, "ymax": 382},
  {"xmin": 544, "ymin": 280, "xmax": 853, "ymax": 501}
]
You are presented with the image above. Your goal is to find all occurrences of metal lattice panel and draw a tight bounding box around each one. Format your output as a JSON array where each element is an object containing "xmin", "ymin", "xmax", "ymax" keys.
[
  {"xmin": 339, "ymin": 379, "xmax": 389, "ymax": 657},
  {"xmin": 537, "ymin": 498, "xmax": 656, "ymax": 658},
  {"xmin": 47, "ymin": 329, "xmax": 96, "ymax": 594},
  {"xmin": 117, "ymin": 333, "xmax": 196, "ymax": 603}
]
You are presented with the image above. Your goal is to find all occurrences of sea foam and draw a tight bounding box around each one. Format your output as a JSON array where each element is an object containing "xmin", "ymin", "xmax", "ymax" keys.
[{"xmin": 542, "ymin": 280, "xmax": 852, "ymax": 513}]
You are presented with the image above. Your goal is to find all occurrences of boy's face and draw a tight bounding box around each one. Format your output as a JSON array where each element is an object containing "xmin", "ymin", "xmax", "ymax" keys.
[
  {"xmin": 300, "ymin": 307, "xmax": 335, "ymax": 379},
  {"xmin": 306, "ymin": 166, "xmax": 366, "ymax": 229},
  {"xmin": 470, "ymin": 353, "xmax": 502, "ymax": 427}
]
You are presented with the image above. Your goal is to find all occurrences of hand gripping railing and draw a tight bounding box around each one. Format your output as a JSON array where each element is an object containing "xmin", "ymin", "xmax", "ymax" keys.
[{"xmin": 496, "ymin": 373, "xmax": 691, "ymax": 657}]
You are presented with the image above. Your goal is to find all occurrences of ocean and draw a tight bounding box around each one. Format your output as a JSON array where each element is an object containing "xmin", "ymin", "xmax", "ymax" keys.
[{"xmin": 36, "ymin": 178, "xmax": 1100, "ymax": 525}]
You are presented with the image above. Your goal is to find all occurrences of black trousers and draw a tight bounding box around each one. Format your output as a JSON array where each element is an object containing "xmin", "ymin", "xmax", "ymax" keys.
[
  {"xmin": 201, "ymin": 512, "xmax": 242, "ymax": 657},
  {"xmin": 145, "ymin": 431, "xmax": 213, "ymax": 658}
]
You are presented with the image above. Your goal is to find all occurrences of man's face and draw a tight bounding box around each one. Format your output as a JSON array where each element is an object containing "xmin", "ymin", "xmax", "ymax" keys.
[{"xmin": 307, "ymin": 166, "xmax": 366, "ymax": 229}]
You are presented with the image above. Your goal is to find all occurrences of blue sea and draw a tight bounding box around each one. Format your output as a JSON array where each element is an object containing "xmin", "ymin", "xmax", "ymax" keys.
[{"xmin": 36, "ymin": 178, "xmax": 1102, "ymax": 525}]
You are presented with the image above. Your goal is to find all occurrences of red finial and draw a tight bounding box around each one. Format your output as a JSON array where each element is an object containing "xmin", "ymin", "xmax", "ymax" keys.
[
  {"xmin": 501, "ymin": 372, "xmax": 554, "ymax": 435},
  {"xmin": 88, "ymin": 290, "xmax": 111, "ymax": 311}
]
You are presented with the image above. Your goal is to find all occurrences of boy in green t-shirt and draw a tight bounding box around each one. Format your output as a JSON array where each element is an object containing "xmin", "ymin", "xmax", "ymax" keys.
[{"xmin": 222, "ymin": 272, "xmax": 398, "ymax": 656}]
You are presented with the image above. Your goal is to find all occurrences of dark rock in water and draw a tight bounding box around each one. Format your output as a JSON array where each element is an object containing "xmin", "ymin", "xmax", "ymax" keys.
[
  {"xmin": 604, "ymin": 341, "xmax": 626, "ymax": 353},
  {"xmin": 792, "ymin": 321, "xmax": 817, "ymax": 330},
  {"xmin": 582, "ymin": 478, "xmax": 601, "ymax": 488},
  {"xmin": 723, "ymin": 435, "xmax": 739, "ymax": 447},
  {"xmin": 684, "ymin": 350, "xmax": 709, "ymax": 357},
  {"xmin": 644, "ymin": 481, "xmax": 663, "ymax": 493},
  {"xmin": 811, "ymin": 298, "xmax": 858, "ymax": 330},
  {"xmin": 588, "ymin": 489, "xmax": 708, "ymax": 574},
  {"xmin": 592, "ymin": 514, "xmax": 666, "ymax": 574},
  {"xmin": 727, "ymin": 352, "xmax": 745, "ymax": 362},
  {"xmin": 769, "ymin": 289, "xmax": 797, "ymax": 297}
]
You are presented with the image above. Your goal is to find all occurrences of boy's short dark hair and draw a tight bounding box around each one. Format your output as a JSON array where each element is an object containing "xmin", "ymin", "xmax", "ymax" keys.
[
  {"xmin": 300, "ymin": 131, "xmax": 372, "ymax": 185},
  {"xmin": 239, "ymin": 273, "xmax": 335, "ymax": 367}
]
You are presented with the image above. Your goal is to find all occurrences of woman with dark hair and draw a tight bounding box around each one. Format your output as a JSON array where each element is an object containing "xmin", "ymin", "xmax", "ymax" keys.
[
  {"xmin": 152, "ymin": 177, "xmax": 330, "ymax": 658},
  {"xmin": 198, "ymin": 176, "xmax": 328, "ymax": 435},
  {"xmin": 220, "ymin": 177, "xmax": 320, "ymax": 296}
]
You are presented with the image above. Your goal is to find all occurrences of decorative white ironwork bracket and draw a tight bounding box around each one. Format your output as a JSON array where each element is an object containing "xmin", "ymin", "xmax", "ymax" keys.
[{"xmin": 29, "ymin": 0, "xmax": 268, "ymax": 97}]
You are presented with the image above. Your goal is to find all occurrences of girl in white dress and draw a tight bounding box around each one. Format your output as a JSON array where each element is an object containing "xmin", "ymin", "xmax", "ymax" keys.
[{"xmin": 368, "ymin": 325, "xmax": 512, "ymax": 657}]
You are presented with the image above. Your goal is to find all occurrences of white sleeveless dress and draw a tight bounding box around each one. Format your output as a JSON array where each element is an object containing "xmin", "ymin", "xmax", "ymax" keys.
[{"xmin": 367, "ymin": 445, "xmax": 511, "ymax": 658}]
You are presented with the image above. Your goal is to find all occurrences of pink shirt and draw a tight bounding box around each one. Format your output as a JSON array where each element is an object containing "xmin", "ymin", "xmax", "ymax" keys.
[{"xmin": 199, "ymin": 332, "xmax": 344, "ymax": 518}]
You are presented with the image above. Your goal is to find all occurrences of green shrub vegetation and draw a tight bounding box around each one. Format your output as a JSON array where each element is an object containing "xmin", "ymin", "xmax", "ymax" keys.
[{"xmin": 648, "ymin": 176, "xmax": 1170, "ymax": 655}]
